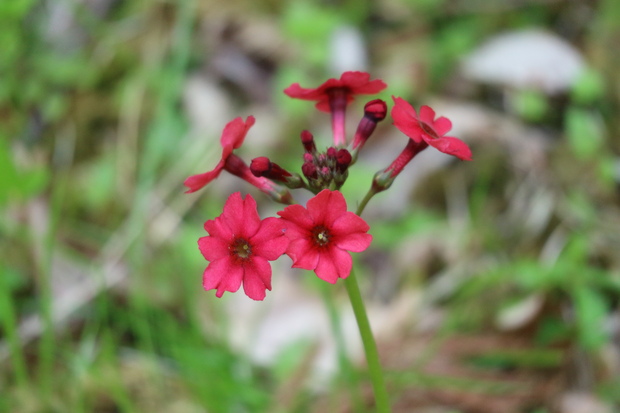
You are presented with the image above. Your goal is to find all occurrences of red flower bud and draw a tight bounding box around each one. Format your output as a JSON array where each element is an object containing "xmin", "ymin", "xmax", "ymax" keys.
[
  {"xmin": 364, "ymin": 99, "xmax": 387, "ymax": 121},
  {"xmin": 336, "ymin": 149, "xmax": 352, "ymax": 172},
  {"xmin": 300, "ymin": 130, "xmax": 317, "ymax": 154},
  {"xmin": 302, "ymin": 162, "xmax": 318, "ymax": 179},
  {"xmin": 250, "ymin": 157, "xmax": 271, "ymax": 177}
]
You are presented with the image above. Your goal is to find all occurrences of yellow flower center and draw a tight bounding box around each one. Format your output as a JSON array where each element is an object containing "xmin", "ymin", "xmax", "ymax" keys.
[
  {"xmin": 231, "ymin": 238, "xmax": 252, "ymax": 260},
  {"xmin": 312, "ymin": 226, "xmax": 331, "ymax": 247}
]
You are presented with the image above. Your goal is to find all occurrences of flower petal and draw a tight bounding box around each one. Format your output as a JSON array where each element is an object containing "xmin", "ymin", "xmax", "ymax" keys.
[
  {"xmin": 198, "ymin": 235, "xmax": 229, "ymax": 261},
  {"xmin": 220, "ymin": 116, "xmax": 255, "ymax": 151},
  {"xmin": 204, "ymin": 216, "xmax": 233, "ymax": 241},
  {"xmin": 242, "ymin": 256, "xmax": 272, "ymax": 301},
  {"xmin": 419, "ymin": 105, "xmax": 436, "ymax": 124},
  {"xmin": 331, "ymin": 211, "xmax": 370, "ymax": 236},
  {"xmin": 433, "ymin": 116, "xmax": 452, "ymax": 136},
  {"xmin": 252, "ymin": 217, "xmax": 289, "ymax": 260},
  {"xmin": 391, "ymin": 97, "xmax": 424, "ymax": 143},
  {"xmin": 183, "ymin": 161, "xmax": 224, "ymax": 193},
  {"xmin": 307, "ymin": 190, "xmax": 347, "ymax": 226},
  {"xmin": 342, "ymin": 71, "xmax": 387, "ymax": 94},
  {"xmin": 203, "ymin": 258, "xmax": 243, "ymax": 297},
  {"xmin": 314, "ymin": 247, "xmax": 352, "ymax": 283},
  {"xmin": 335, "ymin": 232, "xmax": 373, "ymax": 253},
  {"xmin": 286, "ymin": 238, "xmax": 319, "ymax": 270},
  {"xmin": 220, "ymin": 192, "xmax": 261, "ymax": 237},
  {"xmin": 428, "ymin": 136, "xmax": 473, "ymax": 161},
  {"xmin": 278, "ymin": 204, "xmax": 314, "ymax": 231}
]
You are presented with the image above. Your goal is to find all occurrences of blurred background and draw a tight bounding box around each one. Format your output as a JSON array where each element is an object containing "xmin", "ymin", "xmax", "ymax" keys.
[{"xmin": 1, "ymin": 0, "xmax": 620, "ymax": 412}]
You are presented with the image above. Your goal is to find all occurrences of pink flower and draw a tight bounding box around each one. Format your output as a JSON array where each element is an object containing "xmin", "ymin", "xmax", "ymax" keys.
[
  {"xmin": 184, "ymin": 116, "xmax": 255, "ymax": 193},
  {"xmin": 284, "ymin": 72, "xmax": 387, "ymax": 146},
  {"xmin": 278, "ymin": 190, "xmax": 372, "ymax": 283},
  {"xmin": 199, "ymin": 192, "xmax": 289, "ymax": 301},
  {"xmin": 284, "ymin": 72, "xmax": 387, "ymax": 112},
  {"xmin": 391, "ymin": 96, "xmax": 472, "ymax": 161}
]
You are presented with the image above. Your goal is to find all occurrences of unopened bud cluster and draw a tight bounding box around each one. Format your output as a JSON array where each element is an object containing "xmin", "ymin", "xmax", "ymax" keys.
[{"xmin": 301, "ymin": 144, "xmax": 352, "ymax": 193}]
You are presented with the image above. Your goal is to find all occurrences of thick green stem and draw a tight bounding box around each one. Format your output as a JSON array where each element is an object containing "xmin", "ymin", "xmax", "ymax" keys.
[{"xmin": 344, "ymin": 270, "xmax": 391, "ymax": 413}]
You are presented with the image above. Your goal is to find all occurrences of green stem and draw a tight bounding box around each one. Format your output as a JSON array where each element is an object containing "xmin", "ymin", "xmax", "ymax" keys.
[
  {"xmin": 357, "ymin": 186, "xmax": 378, "ymax": 217},
  {"xmin": 318, "ymin": 282, "xmax": 363, "ymax": 410},
  {"xmin": 344, "ymin": 270, "xmax": 391, "ymax": 413}
]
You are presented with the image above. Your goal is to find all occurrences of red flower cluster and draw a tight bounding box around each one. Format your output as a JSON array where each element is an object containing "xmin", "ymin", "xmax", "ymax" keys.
[
  {"xmin": 186, "ymin": 71, "xmax": 472, "ymax": 300},
  {"xmin": 200, "ymin": 190, "xmax": 371, "ymax": 300}
]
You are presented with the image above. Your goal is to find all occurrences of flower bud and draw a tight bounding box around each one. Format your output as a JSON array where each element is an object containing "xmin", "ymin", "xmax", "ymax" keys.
[
  {"xmin": 335, "ymin": 149, "xmax": 352, "ymax": 173},
  {"xmin": 364, "ymin": 99, "xmax": 387, "ymax": 121},
  {"xmin": 302, "ymin": 162, "xmax": 318, "ymax": 179},
  {"xmin": 351, "ymin": 99, "xmax": 388, "ymax": 152},
  {"xmin": 250, "ymin": 157, "xmax": 271, "ymax": 177},
  {"xmin": 300, "ymin": 130, "xmax": 317, "ymax": 154}
]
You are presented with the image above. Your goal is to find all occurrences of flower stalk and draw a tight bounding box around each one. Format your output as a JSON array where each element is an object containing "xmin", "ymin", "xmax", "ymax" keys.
[{"xmin": 344, "ymin": 269, "xmax": 391, "ymax": 413}]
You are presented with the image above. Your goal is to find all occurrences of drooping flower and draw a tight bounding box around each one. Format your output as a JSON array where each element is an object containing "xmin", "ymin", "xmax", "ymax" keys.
[
  {"xmin": 278, "ymin": 189, "xmax": 372, "ymax": 283},
  {"xmin": 199, "ymin": 192, "xmax": 289, "ymax": 301},
  {"xmin": 284, "ymin": 71, "xmax": 387, "ymax": 146},
  {"xmin": 391, "ymin": 96, "xmax": 472, "ymax": 161},
  {"xmin": 185, "ymin": 116, "xmax": 293, "ymax": 204},
  {"xmin": 184, "ymin": 116, "xmax": 255, "ymax": 193}
]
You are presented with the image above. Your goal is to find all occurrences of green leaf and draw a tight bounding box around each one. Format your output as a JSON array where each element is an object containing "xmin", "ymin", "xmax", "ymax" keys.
[
  {"xmin": 573, "ymin": 287, "xmax": 608, "ymax": 350},
  {"xmin": 565, "ymin": 107, "xmax": 605, "ymax": 159}
]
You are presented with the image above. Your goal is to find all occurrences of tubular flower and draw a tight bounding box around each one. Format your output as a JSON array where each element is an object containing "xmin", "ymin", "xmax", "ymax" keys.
[
  {"xmin": 284, "ymin": 71, "xmax": 387, "ymax": 146},
  {"xmin": 199, "ymin": 192, "xmax": 289, "ymax": 301},
  {"xmin": 184, "ymin": 116, "xmax": 255, "ymax": 193},
  {"xmin": 278, "ymin": 190, "xmax": 372, "ymax": 283},
  {"xmin": 391, "ymin": 96, "xmax": 472, "ymax": 161},
  {"xmin": 284, "ymin": 72, "xmax": 387, "ymax": 112}
]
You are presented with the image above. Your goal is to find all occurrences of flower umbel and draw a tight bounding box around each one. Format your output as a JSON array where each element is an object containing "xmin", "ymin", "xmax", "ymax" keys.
[
  {"xmin": 278, "ymin": 190, "xmax": 372, "ymax": 283},
  {"xmin": 199, "ymin": 192, "xmax": 289, "ymax": 301}
]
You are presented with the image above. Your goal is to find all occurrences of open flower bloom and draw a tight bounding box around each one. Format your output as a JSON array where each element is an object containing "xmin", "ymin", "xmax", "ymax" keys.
[
  {"xmin": 284, "ymin": 71, "xmax": 387, "ymax": 146},
  {"xmin": 184, "ymin": 116, "xmax": 255, "ymax": 193},
  {"xmin": 391, "ymin": 96, "xmax": 472, "ymax": 161},
  {"xmin": 278, "ymin": 189, "xmax": 372, "ymax": 283},
  {"xmin": 199, "ymin": 192, "xmax": 289, "ymax": 301}
]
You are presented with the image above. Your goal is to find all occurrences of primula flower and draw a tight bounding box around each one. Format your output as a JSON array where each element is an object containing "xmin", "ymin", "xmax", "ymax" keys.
[
  {"xmin": 391, "ymin": 96, "xmax": 472, "ymax": 161},
  {"xmin": 184, "ymin": 116, "xmax": 255, "ymax": 193},
  {"xmin": 374, "ymin": 98, "xmax": 472, "ymax": 191},
  {"xmin": 185, "ymin": 116, "xmax": 293, "ymax": 204},
  {"xmin": 284, "ymin": 71, "xmax": 387, "ymax": 146},
  {"xmin": 278, "ymin": 189, "xmax": 372, "ymax": 283},
  {"xmin": 199, "ymin": 192, "xmax": 289, "ymax": 301}
]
